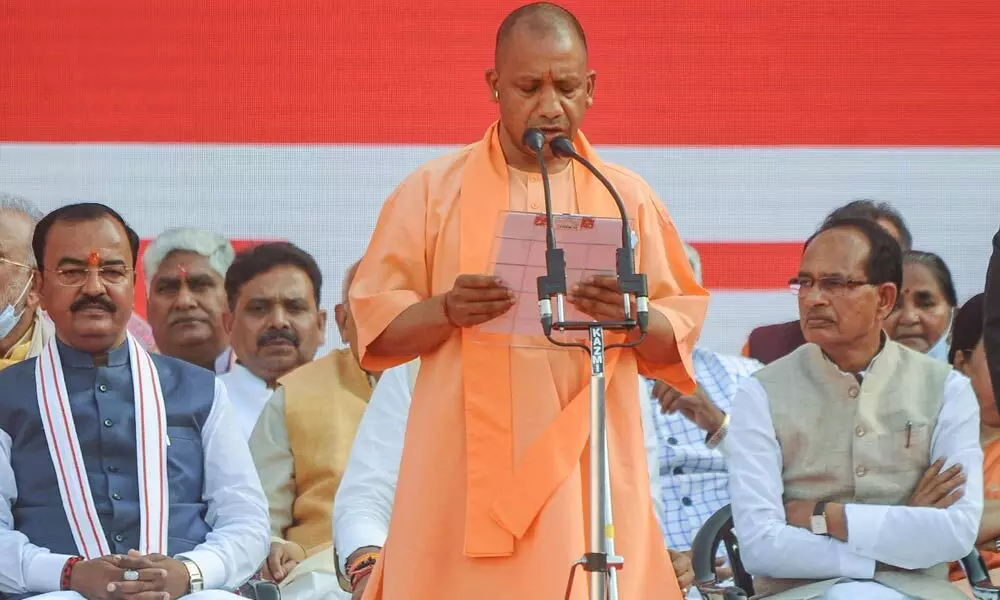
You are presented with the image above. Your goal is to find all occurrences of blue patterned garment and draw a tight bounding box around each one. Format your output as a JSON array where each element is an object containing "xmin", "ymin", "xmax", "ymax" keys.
[{"xmin": 646, "ymin": 347, "xmax": 762, "ymax": 551}]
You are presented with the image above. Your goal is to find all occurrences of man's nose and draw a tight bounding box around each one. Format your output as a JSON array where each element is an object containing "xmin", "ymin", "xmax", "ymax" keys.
[
  {"xmin": 174, "ymin": 284, "xmax": 197, "ymax": 309},
  {"xmin": 268, "ymin": 306, "xmax": 291, "ymax": 328},
  {"xmin": 801, "ymin": 283, "xmax": 829, "ymax": 307},
  {"xmin": 80, "ymin": 268, "xmax": 107, "ymax": 296},
  {"xmin": 537, "ymin": 86, "xmax": 564, "ymax": 121}
]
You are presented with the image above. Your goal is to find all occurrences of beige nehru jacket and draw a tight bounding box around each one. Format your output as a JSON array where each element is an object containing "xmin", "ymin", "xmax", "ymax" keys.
[
  {"xmin": 751, "ymin": 341, "xmax": 962, "ymax": 600},
  {"xmin": 249, "ymin": 347, "xmax": 373, "ymax": 556}
]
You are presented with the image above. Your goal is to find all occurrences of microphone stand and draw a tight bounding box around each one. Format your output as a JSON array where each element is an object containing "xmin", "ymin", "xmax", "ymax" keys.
[{"xmin": 524, "ymin": 130, "xmax": 649, "ymax": 600}]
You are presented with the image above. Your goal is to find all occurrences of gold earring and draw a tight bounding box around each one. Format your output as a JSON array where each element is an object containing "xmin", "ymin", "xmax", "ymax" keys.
[{"xmin": 494, "ymin": 89, "xmax": 500, "ymax": 102}]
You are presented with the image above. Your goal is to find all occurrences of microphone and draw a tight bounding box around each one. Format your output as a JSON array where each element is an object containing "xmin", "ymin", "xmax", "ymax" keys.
[
  {"xmin": 523, "ymin": 128, "xmax": 566, "ymax": 336},
  {"xmin": 550, "ymin": 135, "xmax": 649, "ymax": 332}
]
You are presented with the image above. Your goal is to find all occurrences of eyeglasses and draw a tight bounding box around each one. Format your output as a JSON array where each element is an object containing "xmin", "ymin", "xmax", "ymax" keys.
[
  {"xmin": 788, "ymin": 276, "xmax": 872, "ymax": 297},
  {"xmin": 48, "ymin": 265, "xmax": 133, "ymax": 287},
  {"xmin": 0, "ymin": 257, "xmax": 32, "ymax": 271}
]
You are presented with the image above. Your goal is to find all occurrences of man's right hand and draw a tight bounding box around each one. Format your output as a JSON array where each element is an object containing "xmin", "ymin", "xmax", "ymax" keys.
[
  {"xmin": 442, "ymin": 275, "xmax": 515, "ymax": 328},
  {"xmin": 908, "ymin": 458, "xmax": 966, "ymax": 508},
  {"xmin": 70, "ymin": 556, "xmax": 126, "ymax": 600}
]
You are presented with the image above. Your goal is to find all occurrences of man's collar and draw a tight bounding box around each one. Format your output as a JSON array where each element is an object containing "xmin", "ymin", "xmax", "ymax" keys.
[
  {"xmin": 821, "ymin": 331, "xmax": 888, "ymax": 380},
  {"xmin": 56, "ymin": 337, "xmax": 130, "ymax": 368}
]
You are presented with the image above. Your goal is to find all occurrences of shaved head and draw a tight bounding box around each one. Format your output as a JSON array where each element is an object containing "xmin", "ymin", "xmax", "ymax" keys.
[
  {"xmin": 342, "ymin": 260, "xmax": 361, "ymax": 304},
  {"xmin": 495, "ymin": 2, "xmax": 587, "ymax": 67}
]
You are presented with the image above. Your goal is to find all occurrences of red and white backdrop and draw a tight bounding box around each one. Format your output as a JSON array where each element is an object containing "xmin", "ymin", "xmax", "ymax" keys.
[{"xmin": 2, "ymin": 1, "xmax": 999, "ymax": 355}]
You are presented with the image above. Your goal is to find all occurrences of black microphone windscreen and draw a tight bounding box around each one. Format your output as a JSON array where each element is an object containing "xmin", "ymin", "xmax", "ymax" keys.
[
  {"xmin": 522, "ymin": 128, "xmax": 545, "ymax": 152},
  {"xmin": 550, "ymin": 136, "xmax": 576, "ymax": 157}
]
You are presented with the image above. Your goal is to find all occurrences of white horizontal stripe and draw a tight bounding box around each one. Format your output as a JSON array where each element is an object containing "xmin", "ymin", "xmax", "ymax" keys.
[{"xmin": 1, "ymin": 143, "xmax": 996, "ymax": 356}]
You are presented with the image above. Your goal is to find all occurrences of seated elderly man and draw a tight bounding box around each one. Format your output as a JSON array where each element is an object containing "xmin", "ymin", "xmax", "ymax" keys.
[
  {"xmin": 0, "ymin": 193, "xmax": 49, "ymax": 371},
  {"xmin": 0, "ymin": 203, "xmax": 269, "ymax": 600},
  {"xmin": 743, "ymin": 200, "xmax": 914, "ymax": 365},
  {"xmin": 143, "ymin": 227, "xmax": 235, "ymax": 373},
  {"xmin": 728, "ymin": 217, "xmax": 982, "ymax": 599}
]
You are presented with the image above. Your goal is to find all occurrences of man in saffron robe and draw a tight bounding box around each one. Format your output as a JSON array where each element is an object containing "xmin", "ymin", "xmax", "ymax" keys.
[{"xmin": 349, "ymin": 4, "xmax": 709, "ymax": 599}]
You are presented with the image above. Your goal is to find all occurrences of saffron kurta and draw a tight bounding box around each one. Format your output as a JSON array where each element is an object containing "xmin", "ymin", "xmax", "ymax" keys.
[{"xmin": 350, "ymin": 123, "xmax": 709, "ymax": 600}]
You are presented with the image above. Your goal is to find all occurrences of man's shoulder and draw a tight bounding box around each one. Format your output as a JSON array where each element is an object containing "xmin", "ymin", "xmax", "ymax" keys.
[
  {"xmin": 150, "ymin": 352, "xmax": 217, "ymax": 387},
  {"xmin": 891, "ymin": 341, "xmax": 953, "ymax": 378},
  {"xmin": 601, "ymin": 162, "xmax": 658, "ymax": 200},
  {"xmin": 399, "ymin": 143, "xmax": 479, "ymax": 192},
  {"xmin": 278, "ymin": 348, "xmax": 367, "ymax": 398},
  {"xmin": 753, "ymin": 342, "xmax": 815, "ymax": 380},
  {"xmin": 0, "ymin": 356, "xmax": 40, "ymax": 389}
]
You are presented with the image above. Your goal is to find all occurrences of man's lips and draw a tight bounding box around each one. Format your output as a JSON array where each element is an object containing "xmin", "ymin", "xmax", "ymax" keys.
[
  {"xmin": 170, "ymin": 316, "xmax": 207, "ymax": 326},
  {"xmin": 804, "ymin": 316, "xmax": 834, "ymax": 326}
]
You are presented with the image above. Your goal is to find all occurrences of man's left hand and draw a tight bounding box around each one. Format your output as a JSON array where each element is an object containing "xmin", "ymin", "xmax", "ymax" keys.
[
  {"xmin": 568, "ymin": 275, "xmax": 634, "ymax": 321},
  {"xmin": 652, "ymin": 380, "xmax": 726, "ymax": 434},
  {"xmin": 110, "ymin": 551, "xmax": 190, "ymax": 600},
  {"xmin": 668, "ymin": 548, "xmax": 694, "ymax": 594},
  {"xmin": 784, "ymin": 500, "xmax": 816, "ymax": 530}
]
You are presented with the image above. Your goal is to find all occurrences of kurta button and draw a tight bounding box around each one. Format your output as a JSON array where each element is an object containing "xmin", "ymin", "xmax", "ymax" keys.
[
  {"xmin": 681, "ymin": 497, "xmax": 693, "ymax": 506},
  {"xmin": 855, "ymin": 425, "xmax": 865, "ymax": 437},
  {"xmin": 848, "ymin": 387, "xmax": 859, "ymax": 398},
  {"xmin": 108, "ymin": 465, "xmax": 119, "ymax": 473},
  {"xmin": 114, "ymin": 534, "xmax": 124, "ymax": 542},
  {"xmin": 673, "ymin": 466, "xmax": 684, "ymax": 475},
  {"xmin": 112, "ymin": 492, "xmax": 122, "ymax": 500},
  {"xmin": 103, "ymin": 418, "xmax": 113, "ymax": 427},
  {"xmin": 855, "ymin": 465, "xmax": 867, "ymax": 477},
  {"xmin": 667, "ymin": 437, "xmax": 678, "ymax": 445},
  {"xmin": 99, "ymin": 384, "xmax": 108, "ymax": 393}
]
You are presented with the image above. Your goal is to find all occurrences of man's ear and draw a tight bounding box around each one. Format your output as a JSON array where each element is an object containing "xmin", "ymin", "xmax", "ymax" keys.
[
  {"xmin": 485, "ymin": 68, "xmax": 500, "ymax": 103},
  {"xmin": 585, "ymin": 70, "xmax": 597, "ymax": 108},
  {"xmin": 24, "ymin": 270, "xmax": 42, "ymax": 313},
  {"xmin": 876, "ymin": 282, "xmax": 899, "ymax": 321},
  {"xmin": 317, "ymin": 308, "xmax": 328, "ymax": 347},
  {"xmin": 222, "ymin": 309, "xmax": 234, "ymax": 335}
]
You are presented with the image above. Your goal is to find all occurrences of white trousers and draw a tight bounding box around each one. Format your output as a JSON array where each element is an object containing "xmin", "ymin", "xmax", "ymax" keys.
[
  {"xmin": 278, "ymin": 570, "xmax": 350, "ymax": 600},
  {"xmin": 32, "ymin": 591, "xmax": 240, "ymax": 600},
  {"xmin": 822, "ymin": 582, "xmax": 914, "ymax": 599}
]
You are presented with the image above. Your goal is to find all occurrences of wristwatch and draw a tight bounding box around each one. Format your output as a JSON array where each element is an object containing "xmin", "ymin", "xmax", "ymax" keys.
[
  {"xmin": 177, "ymin": 557, "xmax": 204, "ymax": 594},
  {"xmin": 704, "ymin": 412, "xmax": 730, "ymax": 449},
  {"xmin": 810, "ymin": 501, "xmax": 829, "ymax": 535}
]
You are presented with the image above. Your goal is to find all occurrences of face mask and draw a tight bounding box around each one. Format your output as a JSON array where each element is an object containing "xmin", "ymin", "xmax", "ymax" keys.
[
  {"xmin": 0, "ymin": 274, "xmax": 33, "ymax": 340},
  {"xmin": 925, "ymin": 309, "xmax": 954, "ymax": 363}
]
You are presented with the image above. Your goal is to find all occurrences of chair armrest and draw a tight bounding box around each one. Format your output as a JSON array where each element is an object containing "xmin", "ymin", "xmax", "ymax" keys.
[
  {"xmin": 692, "ymin": 505, "xmax": 734, "ymax": 584},
  {"xmin": 239, "ymin": 579, "xmax": 282, "ymax": 600}
]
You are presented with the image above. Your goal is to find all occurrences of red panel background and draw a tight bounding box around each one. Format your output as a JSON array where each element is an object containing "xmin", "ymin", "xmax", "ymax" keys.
[{"xmin": 3, "ymin": 0, "xmax": 999, "ymax": 145}]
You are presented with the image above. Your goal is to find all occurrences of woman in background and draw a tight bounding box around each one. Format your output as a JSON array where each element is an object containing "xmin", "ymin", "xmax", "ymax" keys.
[
  {"xmin": 947, "ymin": 293, "xmax": 1000, "ymax": 594},
  {"xmin": 886, "ymin": 250, "xmax": 958, "ymax": 361}
]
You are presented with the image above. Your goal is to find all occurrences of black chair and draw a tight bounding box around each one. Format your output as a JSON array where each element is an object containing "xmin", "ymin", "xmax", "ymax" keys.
[
  {"xmin": 239, "ymin": 579, "xmax": 282, "ymax": 600},
  {"xmin": 690, "ymin": 504, "xmax": 751, "ymax": 598},
  {"xmin": 690, "ymin": 504, "xmax": 1000, "ymax": 600}
]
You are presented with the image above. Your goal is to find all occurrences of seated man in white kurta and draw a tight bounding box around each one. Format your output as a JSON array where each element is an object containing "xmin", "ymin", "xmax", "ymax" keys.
[
  {"xmin": 0, "ymin": 203, "xmax": 270, "ymax": 600},
  {"xmin": 728, "ymin": 217, "xmax": 982, "ymax": 600}
]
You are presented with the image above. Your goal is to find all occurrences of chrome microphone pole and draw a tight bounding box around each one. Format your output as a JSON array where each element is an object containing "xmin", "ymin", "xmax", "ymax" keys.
[{"xmin": 524, "ymin": 132, "xmax": 648, "ymax": 600}]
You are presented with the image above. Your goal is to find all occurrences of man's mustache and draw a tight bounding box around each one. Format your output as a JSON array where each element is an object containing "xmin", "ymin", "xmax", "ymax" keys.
[
  {"xmin": 70, "ymin": 295, "xmax": 117, "ymax": 314},
  {"xmin": 257, "ymin": 328, "xmax": 298, "ymax": 348}
]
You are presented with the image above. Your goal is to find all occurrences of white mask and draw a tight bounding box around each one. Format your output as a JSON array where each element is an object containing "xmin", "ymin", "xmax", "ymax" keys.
[
  {"xmin": 0, "ymin": 273, "xmax": 33, "ymax": 340},
  {"xmin": 925, "ymin": 309, "xmax": 955, "ymax": 363}
]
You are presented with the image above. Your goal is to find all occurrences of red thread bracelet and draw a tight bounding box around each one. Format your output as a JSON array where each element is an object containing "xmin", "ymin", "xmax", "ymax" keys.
[{"xmin": 61, "ymin": 556, "xmax": 84, "ymax": 591}]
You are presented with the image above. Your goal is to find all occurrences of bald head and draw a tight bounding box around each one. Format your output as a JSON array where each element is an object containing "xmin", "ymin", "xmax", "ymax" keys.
[
  {"xmin": 342, "ymin": 260, "xmax": 361, "ymax": 304},
  {"xmin": 495, "ymin": 2, "xmax": 587, "ymax": 66}
]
